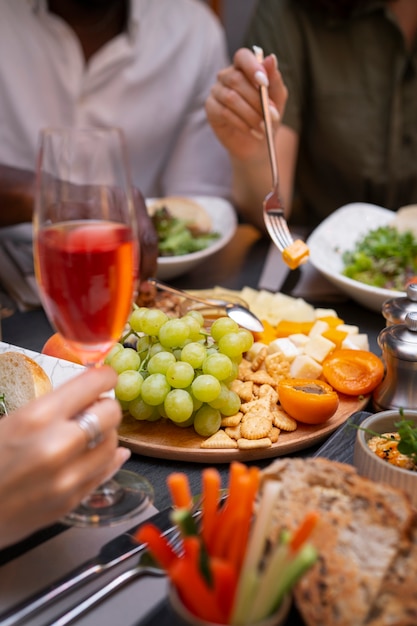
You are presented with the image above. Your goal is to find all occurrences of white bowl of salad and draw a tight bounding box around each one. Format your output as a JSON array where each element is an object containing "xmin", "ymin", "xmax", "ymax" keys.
[
  {"xmin": 146, "ymin": 196, "xmax": 237, "ymax": 281},
  {"xmin": 307, "ymin": 203, "xmax": 417, "ymax": 312}
]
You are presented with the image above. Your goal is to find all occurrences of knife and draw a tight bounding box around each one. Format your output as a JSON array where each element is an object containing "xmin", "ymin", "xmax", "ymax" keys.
[{"xmin": 0, "ymin": 506, "xmax": 174, "ymax": 626}]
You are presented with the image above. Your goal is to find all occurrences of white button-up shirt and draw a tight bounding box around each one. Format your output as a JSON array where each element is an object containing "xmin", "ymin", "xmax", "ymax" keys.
[{"xmin": 0, "ymin": 0, "xmax": 232, "ymax": 199}]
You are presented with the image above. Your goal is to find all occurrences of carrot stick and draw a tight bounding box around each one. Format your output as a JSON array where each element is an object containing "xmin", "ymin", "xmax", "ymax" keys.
[
  {"xmin": 134, "ymin": 523, "xmax": 178, "ymax": 570},
  {"xmin": 201, "ymin": 467, "xmax": 221, "ymax": 550},
  {"xmin": 211, "ymin": 557, "xmax": 238, "ymax": 622},
  {"xmin": 290, "ymin": 511, "xmax": 320, "ymax": 553},
  {"xmin": 217, "ymin": 463, "xmax": 247, "ymax": 526},
  {"xmin": 167, "ymin": 472, "xmax": 193, "ymax": 509},
  {"xmin": 211, "ymin": 473, "xmax": 253, "ymax": 559},
  {"xmin": 169, "ymin": 537, "xmax": 226, "ymax": 624}
]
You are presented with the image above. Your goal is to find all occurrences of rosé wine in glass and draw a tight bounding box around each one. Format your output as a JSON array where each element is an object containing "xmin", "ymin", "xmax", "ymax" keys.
[{"xmin": 33, "ymin": 127, "xmax": 153, "ymax": 527}]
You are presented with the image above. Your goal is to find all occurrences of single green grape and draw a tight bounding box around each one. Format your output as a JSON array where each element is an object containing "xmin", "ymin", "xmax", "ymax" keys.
[
  {"xmin": 236, "ymin": 328, "xmax": 254, "ymax": 353},
  {"xmin": 191, "ymin": 374, "xmax": 221, "ymax": 403},
  {"xmin": 219, "ymin": 389, "xmax": 241, "ymax": 416},
  {"xmin": 210, "ymin": 317, "xmax": 239, "ymax": 342},
  {"xmin": 147, "ymin": 351, "xmax": 176, "ymax": 375},
  {"xmin": 140, "ymin": 373, "xmax": 171, "ymax": 405},
  {"xmin": 217, "ymin": 332, "xmax": 245, "ymax": 358},
  {"xmin": 202, "ymin": 352, "xmax": 233, "ymax": 381},
  {"xmin": 180, "ymin": 342, "xmax": 207, "ymax": 369},
  {"xmin": 128, "ymin": 397, "xmax": 159, "ymax": 421},
  {"xmin": 164, "ymin": 389, "xmax": 194, "ymax": 423},
  {"xmin": 104, "ymin": 342, "xmax": 123, "ymax": 365},
  {"xmin": 193, "ymin": 404, "xmax": 221, "ymax": 437},
  {"xmin": 185, "ymin": 310, "xmax": 205, "ymax": 327},
  {"xmin": 110, "ymin": 347, "xmax": 141, "ymax": 374},
  {"xmin": 158, "ymin": 318, "xmax": 190, "ymax": 348},
  {"xmin": 128, "ymin": 307, "xmax": 149, "ymax": 333},
  {"xmin": 165, "ymin": 360, "xmax": 195, "ymax": 389},
  {"xmin": 208, "ymin": 382, "xmax": 230, "ymax": 409},
  {"xmin": 115, "ymin": 370, "xmax": 143, "ymax": 402},
  {"xmin": 140, "ymin": 308, "xmax": 169, "ymax": 336},
  {"xmin": 182, "ymin": 314, "xmax": 203, "ymax": 340}
]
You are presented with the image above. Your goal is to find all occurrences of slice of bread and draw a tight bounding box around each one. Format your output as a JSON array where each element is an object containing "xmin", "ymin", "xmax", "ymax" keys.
[
  {"xmin": 364, "ymin": 515, "xmax": 417, "ymax": 625},
  {"xmin": 260, "ymin": 457, "xmax": 414, "ymax": 626},
  {"xmin": 0, "ymin": 351, "xmax": 52, "ymax": 413}
]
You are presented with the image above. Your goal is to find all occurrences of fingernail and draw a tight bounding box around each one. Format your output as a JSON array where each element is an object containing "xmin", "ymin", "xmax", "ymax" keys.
[
  {"xmin": 269, "ymin": 105, "xmax": 280, "ymax": 122},
  {"xmin": 270, "ymin": 53, "xmax": 278, "ymax": 70},
  {"xmin": 254, "ymin": 70, "xmax": 269, "ymax": 87},
  {"xmin": 250, "ymin": 128, "xmax": 264, "ymax": 141}
]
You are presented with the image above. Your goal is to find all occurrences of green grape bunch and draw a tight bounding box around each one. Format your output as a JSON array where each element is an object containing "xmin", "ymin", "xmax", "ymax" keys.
[{"xmin": 105, "ymin": 307, "xmax": 254, "ymax": 438}]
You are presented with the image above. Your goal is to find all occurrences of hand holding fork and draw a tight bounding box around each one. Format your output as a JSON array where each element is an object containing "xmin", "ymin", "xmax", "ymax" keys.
[{"xmin": 253, "ymin": 46, "xmax": 309, "ymax": 270}]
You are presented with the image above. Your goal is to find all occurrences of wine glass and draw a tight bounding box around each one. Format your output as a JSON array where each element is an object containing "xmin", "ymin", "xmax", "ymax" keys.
[{"xmin": 33, "ymin": 126, "xmax": 153, "ymax": 527}]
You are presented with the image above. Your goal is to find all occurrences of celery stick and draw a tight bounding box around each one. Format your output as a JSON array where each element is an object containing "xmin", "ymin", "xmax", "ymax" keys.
[
  {"xmin": 271, "ymin": 544, "xmax": 317, "ymax": 612},
  {"xmin": 230, "ymin": 479, "xmax": 282, "ymax": 624},
  {"xmin": 170, "ymin": 508, "xmax": 212, "ymax": 586},
  {"xmin": 170, "ymin": 508, "xmax": 199, "ymax": 536},
  {"xmin": 246, "ymin": 539, "xmax": 290, "ymax": 622}
]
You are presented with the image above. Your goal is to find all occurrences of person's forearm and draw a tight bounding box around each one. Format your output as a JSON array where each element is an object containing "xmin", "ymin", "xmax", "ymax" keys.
[{"xmin": 0, "ymin": 165, "xmax": 35, "ymax": 226}]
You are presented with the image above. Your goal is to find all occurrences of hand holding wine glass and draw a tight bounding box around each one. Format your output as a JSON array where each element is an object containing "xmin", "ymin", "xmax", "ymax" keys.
[{"xmin": 33, "ymin": 126, "xmax": 153, "ymax": 526}]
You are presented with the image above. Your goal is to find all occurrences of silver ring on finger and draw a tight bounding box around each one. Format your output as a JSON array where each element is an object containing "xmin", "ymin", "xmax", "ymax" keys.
[{"xmin": 74, "ymin": 411, "xmax": 103, "ymax": 450}]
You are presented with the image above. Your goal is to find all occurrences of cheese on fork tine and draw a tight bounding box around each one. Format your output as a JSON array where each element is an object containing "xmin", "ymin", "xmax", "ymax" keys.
[{"xmin": 282, "ymin": 239, "xmax": 309, "ymax": 270}]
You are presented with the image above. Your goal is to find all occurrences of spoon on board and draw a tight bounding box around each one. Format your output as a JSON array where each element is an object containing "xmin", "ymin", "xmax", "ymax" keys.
[{"xmin": 148, "ymin": 278, "xmax": 264, "ymax": 332}]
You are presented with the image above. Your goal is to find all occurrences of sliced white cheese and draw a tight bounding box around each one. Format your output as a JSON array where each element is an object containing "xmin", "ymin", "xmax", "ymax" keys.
[
  {"xmin": 246, "ymin": 341, "xmax": 268, "ymax": 361},
  {"xmin": 341, "ymin": 334, "xmax": 370, "ymax": 351},
  {"xmin": 288, "ymin": 333, "xmax": 310, "ymax": 349},
  {"xmin": 308, "ymin": 320, "xmax": 330, "ymax": 337},
  {"xmin": 290, "ymin": 354, "xmax": 323, "ymax": 379},
  {"xmin": 267, "ymin": 337, "xmax": 300, "ymax": 361},
  {"xmin": 304, "ymin": 335, "xmax": 336, "ymax": 363},
  {"xmin": 315, "ymin": 308, "xmax": 338, "ymax": 319},
  {"xmin": 336, "ymin": 323, "xmax": 359, "ymax": 335}
]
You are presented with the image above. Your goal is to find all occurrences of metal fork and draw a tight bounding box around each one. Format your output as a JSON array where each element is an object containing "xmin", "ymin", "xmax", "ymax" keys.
[
  {"xmin": 46, "ymin": 528, "xmax": 184, "ymax": 626},
  {"xmin": 253, "ymin": 45, "xmax": 294, "ymax": 253}
]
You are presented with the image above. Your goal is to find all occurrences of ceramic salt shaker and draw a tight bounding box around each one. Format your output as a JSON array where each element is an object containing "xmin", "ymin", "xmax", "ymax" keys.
[
  {"xmin": 373, "ymin": 311, "xmax": 417, "ymax": 411},
  {"xmin": 382, "ymin": 283, "xmax": 417, "ymax": 326}
]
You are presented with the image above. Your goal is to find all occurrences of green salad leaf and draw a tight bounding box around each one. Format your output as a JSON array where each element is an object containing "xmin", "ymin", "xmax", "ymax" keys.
[
  {"xmin": 151, "ymin": 207, "xmax": 220, "ymax": 257},
  {"xmin": 341, "ymin": 225, "xmax": 417, "ymax": 290}
]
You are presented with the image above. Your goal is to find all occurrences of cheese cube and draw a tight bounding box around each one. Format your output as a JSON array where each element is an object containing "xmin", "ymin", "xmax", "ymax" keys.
[
  {"xmin": 336, "ymin": 324, "xmax": 359, "ymax": 335},
  {"xmin": 304, "ymin": 335, "xmax": 336, "ymax": 363},
  {"xmin": 246, "ymin": 341, "xmax": 268, "ymax": 362},
  {"xmin": 267, "ymin": 337, "xmax": 300, "ymax": 361},
  {"xmin": 315, "ymin": 308, "xmax": 338, "ymax": 319},
  {"xmin": 290, "ymin": 354, "xmax": 323, "ymax": 379},
  {"xmin": 288, "ymin": 333, "xmax": 310, "ymax": 349},
  {"xmin": 341, "ymin": 334, "xmax": 370, "ymax": 351},
  {"xmin": 308, "ymin": 320, "xmax": 330, "ymax": 337}
]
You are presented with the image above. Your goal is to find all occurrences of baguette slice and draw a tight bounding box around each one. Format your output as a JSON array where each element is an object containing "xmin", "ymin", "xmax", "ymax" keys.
[
  {"xmin": 0, "ymin": 351, "xmax": 52, "ymax": 413},
  {"xmin": 260, "ymin": 457, "xmax": 414, "ymax": 626},
  {"xmin": 364, "ymin": 514, "xmax": 417, "ymax": 626}
]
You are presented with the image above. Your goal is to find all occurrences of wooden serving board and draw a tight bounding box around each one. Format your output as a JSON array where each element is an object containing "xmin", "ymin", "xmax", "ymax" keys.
[{"xmin": 118, "ymin": 394, "xmax": 369, "ymax": 463}]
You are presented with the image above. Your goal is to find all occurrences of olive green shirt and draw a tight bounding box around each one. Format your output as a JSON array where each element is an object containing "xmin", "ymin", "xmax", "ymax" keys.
[{"xmin": 246, "ymin": 0, "xmax": 417, "ymax": 228}]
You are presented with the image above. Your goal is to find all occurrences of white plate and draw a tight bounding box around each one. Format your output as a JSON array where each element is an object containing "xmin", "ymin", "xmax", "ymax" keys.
[
  {"xmin": 307, "ymin": 203, "xmax": 402, "ymax": 312},
  {"xmin": 0, "ymin": 341, "xmax": 85, "ymax": 388},
  {"xmin": 146, "ymin": 196, "xmax": 237, "ymax": 281}
]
